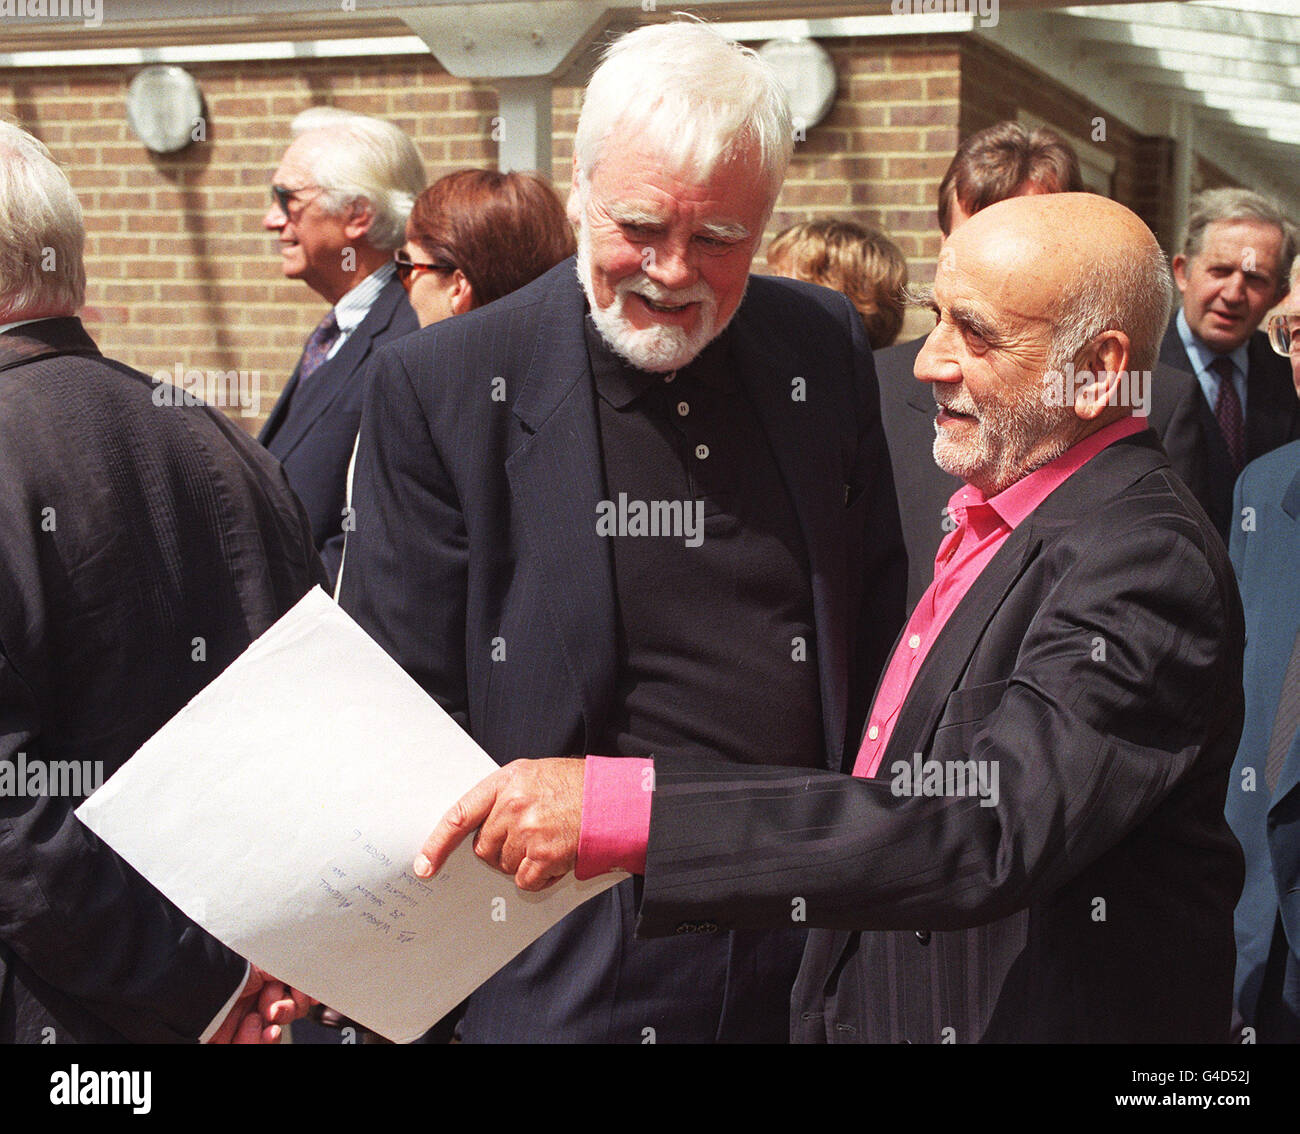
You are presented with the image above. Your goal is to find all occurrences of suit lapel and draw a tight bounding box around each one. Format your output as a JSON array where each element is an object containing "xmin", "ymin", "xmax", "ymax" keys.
[
  {"xmin": 876, "ymin": 431, "xmax": 1167, "ymax": 774},
  {"xmin": 879, "ymin": 529, "xmax": 1041, "ymax": 771},
  {"xmin": 1245, "ymin": 333, "xmax": 1297, "ymax": 460},
  {"xmin": 730, "ymin": 296, "xmax": 851, "ymax": 768},
  {"xmin": 261, "ymin": 277, "xmax": 406, "ymax": 458},
  {"xmin": 505, "ymin": 269, "xmax": 617, "ymax": 748}
]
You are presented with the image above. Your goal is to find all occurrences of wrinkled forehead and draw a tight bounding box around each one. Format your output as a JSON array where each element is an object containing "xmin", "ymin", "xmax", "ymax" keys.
[{"xmin": 936, "ymin": 228, "xmax": 1062, "ymax": 327}]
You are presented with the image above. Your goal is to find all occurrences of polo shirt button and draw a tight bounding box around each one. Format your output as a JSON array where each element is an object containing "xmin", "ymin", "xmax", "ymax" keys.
[
  {"xmin": 867, "ymin": 724, "xmax": 879, "ymax": 740},
  {"xmin": 695, "ymin": 444, "xmax": 709, "ymax": 460},
  {"xmin": 677, "ymin": 401, "xmax": 690, "ymax": 416},
  {"xmin": 908, "ymin": 634, "xmax": 921, "ymax": 649}
]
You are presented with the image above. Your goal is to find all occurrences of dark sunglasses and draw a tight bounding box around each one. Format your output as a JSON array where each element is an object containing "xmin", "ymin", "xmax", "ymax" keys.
[
  {"xmin": 393, "ymin": 248, "xmax": 456, "ymax": 288},
  {"xmin": 270, "ymin": 183, "xmax": 320, "ymax": 219}
]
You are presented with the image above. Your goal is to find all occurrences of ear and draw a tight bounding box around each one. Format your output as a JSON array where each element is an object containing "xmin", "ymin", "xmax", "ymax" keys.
[
  {"xmin": 1170, "ymin": 253, "xmax": 1189, "ymax": 294},
  {"xmin": 1070, "ymin": 330, "xmax": 1139, "ymax": 421},
  {"xmin": 566, "ymin": 154, "xmax": 586, "ymax": 227},
  {"xmin": 343, "ymin": 198, "xmax": 375, "ymax": 242},
  {"xmin": 448, "ymin": 270, "xmax": 475, "ymax": 317}
]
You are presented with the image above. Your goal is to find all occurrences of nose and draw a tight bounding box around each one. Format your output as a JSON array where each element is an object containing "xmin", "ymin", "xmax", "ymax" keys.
[
  {"xmin": 913, "ymin": 321, "xmax": 962, "ymax": 386},
  {"xmin": 263, "ymin": 201, "xmax": 286, "ymax": 232},
  {"xmin": 1221, "ymin": 272, "xmax": 1247, "ymax": 305},
  {"xmin": 643, "ymin": 236, "xmax": 697, "ymax": 291}
]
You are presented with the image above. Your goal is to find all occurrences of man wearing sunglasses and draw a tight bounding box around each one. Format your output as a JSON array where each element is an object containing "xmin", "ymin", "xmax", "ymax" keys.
[
  {"xmin": 1226, "ymin": 299, "xmax": 1300, "ymax": 1042},
  {"xmin": 260, "ymin": 108, "xmax": 426, "ymax": 585}
]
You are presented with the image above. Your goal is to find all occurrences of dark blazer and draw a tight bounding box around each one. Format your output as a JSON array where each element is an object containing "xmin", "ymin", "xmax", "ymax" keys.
[
  {"xmin": 638, "ymin": 430, "xmax": 1246, "ymax": 1043},
  {"xmin": 260, "ymin": 273, "xmax": 417, "ymax": 585},
  {"xmin": 1158, "ymin": 321, "xmax": 1300, "ymax": 540},
  {"xmin": 878, "ymin": 334, "xmax": 1210, "ymax": 609},
  {"xmin": 0, "ymin": 318, "xmax": 324, "ymax": 1043},
  {"xmin": 339, "ymin": 259, "xmax": 905, "ymax": 1042},
  {"xmin": 1227, "ymin": 442, "xmax": 1300, "ymax": 1040}
]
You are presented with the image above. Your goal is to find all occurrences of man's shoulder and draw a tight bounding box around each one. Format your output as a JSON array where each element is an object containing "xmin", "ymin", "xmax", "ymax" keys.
[
  {"xmin": 1237, "ymin": 438, "xmax": 1300, "ymax": 498},
  {"xmin": 1038, "ymin": 431, "xmax": 1221, "ymax": 557}
]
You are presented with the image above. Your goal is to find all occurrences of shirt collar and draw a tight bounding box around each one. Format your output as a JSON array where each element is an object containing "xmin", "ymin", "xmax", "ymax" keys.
[
  {"xmin": 332, "ymin": 260, "xmax": 395, "ymax": 335},
  {"xmin": 945, "ymin": 415, "xmax": 1148, "ymax": 530},
  {"xmin": 1176, "ymin": 307, "xmax": 1249, "ymax": 381}
]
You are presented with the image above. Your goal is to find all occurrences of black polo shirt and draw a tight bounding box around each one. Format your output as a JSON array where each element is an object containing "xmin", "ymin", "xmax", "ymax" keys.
[{"xmin": 585, "ymin": 315, "xmax": 823, "ymax": 768}]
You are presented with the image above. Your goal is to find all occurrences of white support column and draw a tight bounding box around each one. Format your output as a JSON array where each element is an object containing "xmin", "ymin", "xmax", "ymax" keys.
[
  {"xmin": 495, "ymin": 77, "xmax": 553, "ymax": 175},
  {"xmin": 1170, "ymin": 100, "xmax": 1195, "ymax": 246}
]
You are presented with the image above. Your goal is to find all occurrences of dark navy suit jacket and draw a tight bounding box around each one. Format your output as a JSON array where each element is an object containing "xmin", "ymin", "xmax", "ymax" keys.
[
  {"xmin": 339, "ymin": 259, "xmax": 906, "ymax": 1042},
  {"xmin": 260, "ymin": 274, "xmax": 417, "ymax": 585},
  {"xmin": 1159, "ymin": 322, "xmax": 1300, "ymax": 541},
  {"xmin": 1228, "ymin": 441, "xmax": 1300, "ymax": 1040}
]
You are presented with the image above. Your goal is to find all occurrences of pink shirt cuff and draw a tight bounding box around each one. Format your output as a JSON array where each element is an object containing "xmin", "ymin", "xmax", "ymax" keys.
[{"xmin": 576, "ymin": 755, "xmax": 652, "ymax": 879}]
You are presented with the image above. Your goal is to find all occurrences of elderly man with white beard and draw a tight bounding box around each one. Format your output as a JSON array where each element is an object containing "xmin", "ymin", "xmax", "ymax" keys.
[{"xmin": 338, "ymin": 19, "xmax": 905, "ymax": 1043}]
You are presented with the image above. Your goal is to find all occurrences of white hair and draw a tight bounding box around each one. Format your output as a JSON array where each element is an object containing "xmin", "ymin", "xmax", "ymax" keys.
[
  {"xmin": 0, "ymin": 120, "xmax": 85, "ymax": 319},
  {"xmin": 572, "ymin": 21, "xmax": 792, "ymax": 213},
  {"xmin": 289, "ymin": 108, "xmax": 427, "ymax": 251},
  {"xmin": 1048, "ymin": 238, "xmax": 1174, "ymax": 376}
]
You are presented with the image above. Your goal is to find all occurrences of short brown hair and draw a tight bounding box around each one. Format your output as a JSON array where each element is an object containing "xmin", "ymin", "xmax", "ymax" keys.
[
  {"xmin": 937, "ymin": 122, "xmax": 1083, "ymax": 235},
  {"xmin": 406, "ymin": 169, "xmax": 575, "ymax": 309},
  {"xmin": 766, "ymin": 219, "xmax": 908, "ymax": 349}
]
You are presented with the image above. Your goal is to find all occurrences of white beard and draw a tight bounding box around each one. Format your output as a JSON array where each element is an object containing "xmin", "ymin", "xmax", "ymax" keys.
[{"xmin": 575, "ymin": 213, "xmax": 729, "ymax": 373}]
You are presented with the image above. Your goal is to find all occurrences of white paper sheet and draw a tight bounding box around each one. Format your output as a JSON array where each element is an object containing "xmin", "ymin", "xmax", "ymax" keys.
[{"xmin": 76, "ymin": 587, "xmax": 622, "ymax": 1043}]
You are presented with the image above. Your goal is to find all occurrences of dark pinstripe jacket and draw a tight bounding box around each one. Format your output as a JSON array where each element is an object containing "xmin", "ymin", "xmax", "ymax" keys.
[
  {"xmin": 0, "ymin": 318, "xmax": 323, "ymax": 1042},
  {"xmin": 638, "ymin": 431, "xmax": 1246, "ymax": 1043},
  {"xmin": 339, "ymin": 259, "xmax": 906, "ymax": 1042}
]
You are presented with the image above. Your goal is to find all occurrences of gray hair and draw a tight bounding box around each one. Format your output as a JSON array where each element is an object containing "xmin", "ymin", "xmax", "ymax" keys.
[
  {"xmin": 0, "ymin": 120, "xmax": 85, "ymax": 319},
  {"xmin": 290, "ymin": 108, "xmax": 427, "ymax": 251},
  {"xmin": 572, "ymin": 20, "xmax": 792, "ymax": 216},
  {"xmin": 1049, "ymin": 238, "xmax": 1174, "ymax": 376},
  {"xmin": 1182, "ymin": 187, "xmax": 1296, "ymax": 299}
]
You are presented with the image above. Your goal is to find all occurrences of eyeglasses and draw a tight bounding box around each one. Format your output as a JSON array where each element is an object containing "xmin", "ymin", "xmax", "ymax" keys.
[
  {"xmin": 270, "ymin": 183, "xmax": 321, "ymax": 220},
  {"xmin": 393, "ymin": 248, "xmax": 456, "ymax": 289},
  {"xmin": 1266, "ymin": 313, "xmax": 1300, "ymax": 357}
]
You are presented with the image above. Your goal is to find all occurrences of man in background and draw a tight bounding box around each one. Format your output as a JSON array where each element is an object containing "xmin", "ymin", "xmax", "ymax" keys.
[
  {"xmin": 1226, "ymin": 300, "xmax": 1300, "ymax": 1041},
  {"xmin": 260, "ymin": 107, "xmax": 425, "ymax": 585},
  {"xmin": 1161, "ymin": 187, "xmax": 1299, "ymax": 541}
]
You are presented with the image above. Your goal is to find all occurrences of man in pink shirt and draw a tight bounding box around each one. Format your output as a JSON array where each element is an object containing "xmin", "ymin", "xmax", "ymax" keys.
[{"xmin": 418, "ymin": 192, "xmax": 1246, "ymax": 1042}]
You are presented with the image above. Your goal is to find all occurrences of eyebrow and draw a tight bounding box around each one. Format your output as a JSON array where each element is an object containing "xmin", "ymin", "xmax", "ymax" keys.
[
  {"xmin": 606, "ymin": 204, "xmax": 749, "ymax": 243},
  {"xmin": 608, "ymin": 204, "xmax": 666, "ymax": 228}
]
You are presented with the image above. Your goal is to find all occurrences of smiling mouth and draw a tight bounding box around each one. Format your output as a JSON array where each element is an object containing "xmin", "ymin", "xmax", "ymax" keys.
[
  {"xmin": 937, "ymin": 404, "xmax": 977, "ymax": 422},
  {"xmin": 635, "ymin": 295, "xmax": 695, "ymax": 314}
]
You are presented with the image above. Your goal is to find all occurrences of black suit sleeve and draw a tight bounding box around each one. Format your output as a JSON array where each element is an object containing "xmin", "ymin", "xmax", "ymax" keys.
[{"xmin": 638, "ymin": 507, "xmax": 1242, "ymax": 935}]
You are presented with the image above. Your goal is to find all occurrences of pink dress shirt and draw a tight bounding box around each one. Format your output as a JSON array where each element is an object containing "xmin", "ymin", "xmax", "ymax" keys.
[{"xmin": 576, "ymin": 415, "xmax": 1150, "ymax": 878}]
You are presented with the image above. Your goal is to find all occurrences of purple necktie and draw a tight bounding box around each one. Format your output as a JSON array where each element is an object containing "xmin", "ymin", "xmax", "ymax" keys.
[
  {"xmin": 297, "ymin": 310, "xmax": 340, "ymax": 382},
  {"xmin": 1211, "ymin": 356, "xmax": 1244, "ymax": 472}
]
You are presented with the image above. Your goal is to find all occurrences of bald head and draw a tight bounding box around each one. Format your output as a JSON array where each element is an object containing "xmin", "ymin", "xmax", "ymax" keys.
[{"xmin": 919, "ymin": 193, "xmax": 1172, "ymax": 495}]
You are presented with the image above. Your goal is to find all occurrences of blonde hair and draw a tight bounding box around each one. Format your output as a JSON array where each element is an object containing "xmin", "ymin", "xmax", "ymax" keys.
[{"xmin": 767, "ymin": 219, "xmax": 908, "ymax": 349}]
